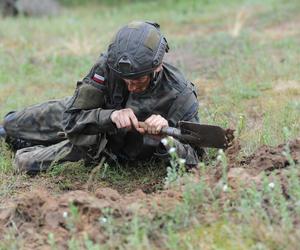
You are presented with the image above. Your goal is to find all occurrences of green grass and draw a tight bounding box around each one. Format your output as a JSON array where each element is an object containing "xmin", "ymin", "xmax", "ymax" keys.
[{"xmin": 0, "ymin": 0, "xmax": 300, "ymax": 249}]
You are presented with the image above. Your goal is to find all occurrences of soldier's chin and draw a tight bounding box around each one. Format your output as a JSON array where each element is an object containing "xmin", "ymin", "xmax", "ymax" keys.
[{"xmin": 130, "ymin": 89, "xmax": 144, "ymax": 93}]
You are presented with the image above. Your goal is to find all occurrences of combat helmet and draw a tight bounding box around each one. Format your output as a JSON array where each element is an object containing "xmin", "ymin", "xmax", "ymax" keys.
[{"xmin": 107, "ymin": 21, "xmax": 169, "ymax": 79}]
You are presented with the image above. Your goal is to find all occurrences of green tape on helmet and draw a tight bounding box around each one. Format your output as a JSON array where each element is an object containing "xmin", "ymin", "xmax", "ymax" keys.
[
  {"xmin": 127, "ymin": 21, "xmax": 143, "ymax": 29},
  {"xmin": 144, "ymin": 28, "xmax": 161, "ymax": 51}
]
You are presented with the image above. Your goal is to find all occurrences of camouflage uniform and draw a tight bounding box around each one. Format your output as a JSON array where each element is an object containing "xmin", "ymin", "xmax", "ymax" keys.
[
  {"xmin": 3, "ymin": 56, "xmax": 200, "ymax": 173},
  {"xmin": 3, "ymin": 22, "xmax": 201, "ymax": 174}
]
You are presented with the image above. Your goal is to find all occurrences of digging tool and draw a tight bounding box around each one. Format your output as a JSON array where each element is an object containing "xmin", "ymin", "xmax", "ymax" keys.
[
  {"xmin": 57, "ymin": 121, "xmax": 234, "ymax": 149},
  {"xmin": 139, "ymin": 121, "xmax": 234, "ymax": 149}
]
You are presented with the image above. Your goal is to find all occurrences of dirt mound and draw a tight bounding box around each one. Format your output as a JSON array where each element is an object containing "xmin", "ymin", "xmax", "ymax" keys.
[
  {"xmin": 242, "ymin": 138, "xmax": 300, "ymax": 174},
  {"xmin": 0, "ymin": 138, "xmax": 299, "ymax": 248},
  {"xmin": 0, "ymin": 186, "xmax": 182, "ymax": 248},
  {"xmin": 226, "ymin": 138, "xmax": 300, "ymax": 189}
]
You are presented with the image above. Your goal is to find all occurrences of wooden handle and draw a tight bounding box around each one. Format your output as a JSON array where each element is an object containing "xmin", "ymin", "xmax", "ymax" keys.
[
  {"xmin": 138, "ymin": 122, "xmax": 181, "ymax": 137},
  {"xmin": 161, "ymin": 127, "xmax": 181, "ymax": 137},
  {"xmin": 138, "ymin": 121, "xmax": 147, "ymax": 129}
]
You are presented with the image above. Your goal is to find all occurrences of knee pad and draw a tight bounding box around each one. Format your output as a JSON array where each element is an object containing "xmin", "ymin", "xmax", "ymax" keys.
[
  {"xmin": 0, "ymin": 112, "xmax": 15, "ymax": 139},
  {"xmin": 0, "ymin": 126, "xmax": 6, "ymax": 139}
]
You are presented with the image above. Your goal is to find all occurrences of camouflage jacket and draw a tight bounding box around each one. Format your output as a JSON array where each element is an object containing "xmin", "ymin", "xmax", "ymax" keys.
[{"xmin": 62, "ymin": 54, "xmax": 200, "ymax": 164}]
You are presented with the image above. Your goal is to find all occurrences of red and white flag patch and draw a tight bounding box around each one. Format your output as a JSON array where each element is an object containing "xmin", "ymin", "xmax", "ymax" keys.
[{"xmin": 92, "ymin": 73, "xmax": 105, "ymax": 84}]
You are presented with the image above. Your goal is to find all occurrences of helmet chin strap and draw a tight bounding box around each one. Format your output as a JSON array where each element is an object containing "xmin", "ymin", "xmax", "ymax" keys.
[
  {"xmin": 148, "ymin": 72, "xmax": 154, "ymax": 86},
  {"xmin": 150, "ymin": 67, "xmax": 163, "ymax": 86}
]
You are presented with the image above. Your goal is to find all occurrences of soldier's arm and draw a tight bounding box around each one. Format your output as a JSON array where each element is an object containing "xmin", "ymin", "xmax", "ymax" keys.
[{"xmin": 62, "ymin": 54, "xmax": 116, "ymax": 137}]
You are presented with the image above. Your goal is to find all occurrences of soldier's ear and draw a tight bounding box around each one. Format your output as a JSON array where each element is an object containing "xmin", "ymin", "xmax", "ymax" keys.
[{"xmin": 154, "ymin": 64, "xmax": 163, "ymax": 73}]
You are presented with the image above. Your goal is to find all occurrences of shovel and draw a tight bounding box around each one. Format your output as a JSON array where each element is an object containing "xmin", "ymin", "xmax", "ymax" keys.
[{"xmin": 139, "ymin": 121, "xmax": 234, "ymax": 149}]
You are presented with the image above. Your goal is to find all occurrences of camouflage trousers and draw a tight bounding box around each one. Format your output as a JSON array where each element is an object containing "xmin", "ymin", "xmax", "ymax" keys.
[
  {"xmin": 3, "ymin": 99, "xmax": 201, "ymax": 173},
  {"xmin": 4, "ymin": 97, "xmax": 87, "ymax": 173}
]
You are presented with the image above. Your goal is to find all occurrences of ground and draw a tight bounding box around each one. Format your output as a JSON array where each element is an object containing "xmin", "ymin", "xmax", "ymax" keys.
[
  {"xmin": 1, "ymin": 138, "xmax": 300, "ymax": 249},
  {"xmin": 0, "ymin": 0, "xmax": 300, "ymax": 249}
]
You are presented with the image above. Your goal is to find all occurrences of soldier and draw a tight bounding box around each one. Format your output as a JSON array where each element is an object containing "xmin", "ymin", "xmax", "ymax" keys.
[
  {"xmin": 1, "ymin": 0, "xmax": 60, "ymax": 17},
  {"xmin": 0, "ymin": 21, "xmax": 201, "ymax": 174},
  {"xmin": 1, "ymin": 0, "xmax": 18, "ymax": 17}
]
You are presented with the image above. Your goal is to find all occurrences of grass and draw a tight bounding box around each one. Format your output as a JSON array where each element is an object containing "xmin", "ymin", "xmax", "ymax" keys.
[{"xmin": 0, "ymin": 0, "xmax": 300, "ymax": 249}]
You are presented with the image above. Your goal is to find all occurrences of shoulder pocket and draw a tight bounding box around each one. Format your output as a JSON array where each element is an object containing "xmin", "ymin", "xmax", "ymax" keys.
[{"xmin": 71, "ymin": 83, "xmax": 106, "ymax": 110}]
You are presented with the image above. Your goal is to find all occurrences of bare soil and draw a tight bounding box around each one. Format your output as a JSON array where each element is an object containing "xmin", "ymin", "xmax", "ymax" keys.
[
  {"xmin": 0, "ymin": 186, "xmax": 182, "ymax": 249},
  {"xmin": 0, "ymin": 138, "xmax": 299, "ymax": 248},
  {"xmin": 225, "ymin": 138, "xmax": 300, "ymax": 191}
]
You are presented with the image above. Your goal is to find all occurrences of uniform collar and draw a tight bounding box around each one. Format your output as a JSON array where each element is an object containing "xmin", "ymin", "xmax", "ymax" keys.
[{"xmin": 150, "ymin": 67, "xmax": 163, "ymax": 88}]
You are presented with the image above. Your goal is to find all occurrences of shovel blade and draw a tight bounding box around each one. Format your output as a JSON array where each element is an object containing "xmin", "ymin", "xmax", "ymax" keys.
[{"xmin": 179, "ymin": 121, "xmax": 233, "ymax": 149}]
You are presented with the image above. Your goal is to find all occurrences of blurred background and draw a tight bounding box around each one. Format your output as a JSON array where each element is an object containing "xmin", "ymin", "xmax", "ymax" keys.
[{"xmin": 0, "ymin": 0, "xmax": 299, "ymax": 152}]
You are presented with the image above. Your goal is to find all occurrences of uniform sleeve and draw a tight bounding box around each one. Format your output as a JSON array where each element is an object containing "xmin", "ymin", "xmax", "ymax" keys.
[
  {"xmin": 159, "ymin": 82, "xmax": 202, "ymax": 166},
  {"xmin": 62, "ymin": 54, "xmax": 117, "ymax": 138}
]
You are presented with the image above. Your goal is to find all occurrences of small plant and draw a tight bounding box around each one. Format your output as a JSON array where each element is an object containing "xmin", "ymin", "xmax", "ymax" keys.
[
  {"xmin": 126, "ymin": 215, "xmax": 150, "ymax": 249},
  {"xmin": 83, "ymin": 234, "xmax": 101, "ymax": 250},
  {"xmin": 0, "ymin": 141, "xmax": 14, "ymax": 174},
  {"xmin": 0, "ymin": 227, "xmax": 22, "ymax": 250},
  {"xmin": 64, "ymin": 202, "xmax": 80, "ymax": 234},
  {"xmin": 282, "ymin": 127, "xmax": 296, "ymax": 167},
  {"xmin": 217, "ymin": 149, "xmax": 229, "ymax": 190},
  {"xmin": 47, "ymin": 233, "xmax": 57, "ymax": 250},
  {"xmin": 98, "ymin": 207, "xmax": 115, "ymax": 239},
  {"xmin": 236, "ymin": 113, "xmax": 246, "ymax": 138},
  {"xmin": 165, "ymin": 221, "xmax": 181, "ymax": 250},
  {"xmin": 162, "ymin": 137, "xmax": 187, "ymax": 188},
  {"xmin": 67, "ymin": 237, "xmax": 81, "ymax": 250}
]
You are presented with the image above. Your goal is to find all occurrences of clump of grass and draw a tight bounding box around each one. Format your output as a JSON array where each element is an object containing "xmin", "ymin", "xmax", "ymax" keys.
[
  {"xmin": 162, "ymin": 137, "xmax": 188, "ymax": 188},
  {"xmin": 0, "ymin": 141, "xmax": 14, "ymax": 174}
]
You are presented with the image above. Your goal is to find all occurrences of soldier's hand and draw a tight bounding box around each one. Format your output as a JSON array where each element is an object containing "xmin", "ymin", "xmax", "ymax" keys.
[
  {"xmin": 137, "ymin": 114, "xmax": 168, "ymax": 134},
  {"xmin": 110, "ymin": 108, "xmax": 139, "ymax": 130}
]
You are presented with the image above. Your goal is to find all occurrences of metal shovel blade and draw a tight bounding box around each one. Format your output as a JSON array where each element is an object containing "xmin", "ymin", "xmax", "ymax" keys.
[{"xmin": 178, "ymin": 121, "xmax": 231, "ymax": 149}]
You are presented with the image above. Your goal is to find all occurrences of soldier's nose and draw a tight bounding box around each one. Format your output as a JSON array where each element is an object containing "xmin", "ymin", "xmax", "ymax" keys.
[{"xmin": 127, "ymin": 83, "xmax": 136, "ymax": 91}]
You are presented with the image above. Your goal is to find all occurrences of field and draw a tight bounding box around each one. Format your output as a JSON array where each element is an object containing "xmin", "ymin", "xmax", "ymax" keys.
[{"xmin": 0, "ymin": 0, "xmax": 300, "ymax": 249}]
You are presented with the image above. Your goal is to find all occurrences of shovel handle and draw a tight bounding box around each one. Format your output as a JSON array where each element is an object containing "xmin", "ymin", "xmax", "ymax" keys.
[
  {"xmin": 138, "ymin": 122, "xmax": 181, "ymax": 137},
  {"xmin": 161, "ymin": 127, "xmax": 182, "ymax": 137}
]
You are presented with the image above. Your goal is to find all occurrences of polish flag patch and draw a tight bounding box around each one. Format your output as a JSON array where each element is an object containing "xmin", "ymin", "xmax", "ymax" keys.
[{"xmin": 92, "ymin": 73, "xmax": 105, "ymax": 84}]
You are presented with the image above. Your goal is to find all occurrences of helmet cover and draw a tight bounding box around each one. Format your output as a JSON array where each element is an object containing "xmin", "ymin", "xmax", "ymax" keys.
[{"xmin": 107, "ymin": 21, "xmax": 169, "ymax": 79}]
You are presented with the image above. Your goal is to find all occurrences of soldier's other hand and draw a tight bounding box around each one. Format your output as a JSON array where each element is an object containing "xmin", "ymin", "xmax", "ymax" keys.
[
  {"xmin": 137, "ymin": 114, "xmax": 168, "ymax": 134},
  {"xmin": 110, "ymin": 108, "xmax": 139, "ymax": 129}
]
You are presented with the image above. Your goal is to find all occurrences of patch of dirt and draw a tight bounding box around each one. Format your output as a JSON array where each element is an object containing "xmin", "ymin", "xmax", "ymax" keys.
[
  {"xmin": 164, "ymin": 45, "xmax": 223, "ymax": 103},
  {"xmin": 264, "ymin": 19, "xmax": 300, "ymax": 40},
  {"xmin": 274, "ymin": 80, "xmax": 300, "ymax": 94},
  {"xmin": 1, "ymin": 138, "xmax": 299, "ymax": 248},
  {"xmin": 0, "ymin": 185, "xmax": 182, "ymax": 248},
  {"xmin": 241, "ymin": 138, "xmax": 300, "ymax": 174},
  {"xmin": 225, "ymin": 138, "xmax": 300, "ymax": 189},
  {"xmin": 164, "ymin": 44, "xmax": 221, "ymax": 80}
]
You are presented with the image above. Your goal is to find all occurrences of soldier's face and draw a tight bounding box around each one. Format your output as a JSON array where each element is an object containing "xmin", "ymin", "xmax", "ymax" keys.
[{"xmin": 123, "ymin": 75, "xmax": 151, "ymax": 93}]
